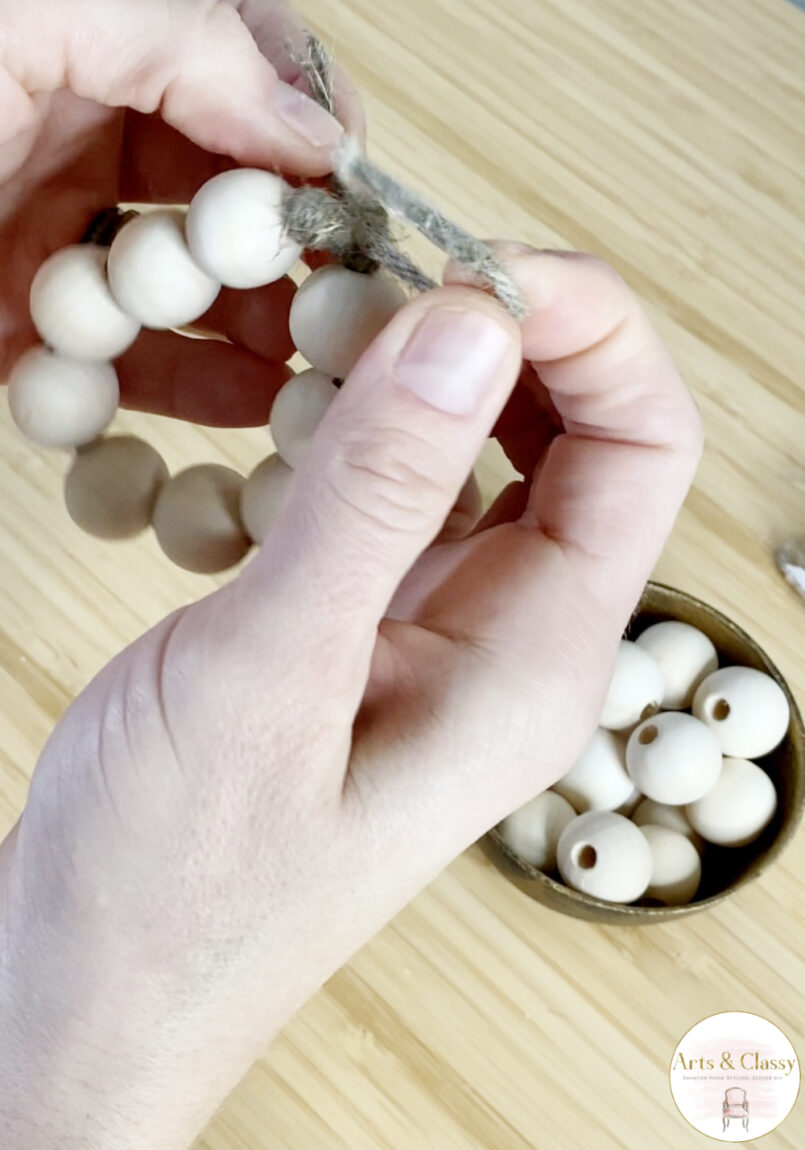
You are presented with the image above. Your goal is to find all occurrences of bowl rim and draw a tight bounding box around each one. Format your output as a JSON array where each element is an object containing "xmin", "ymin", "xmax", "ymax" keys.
[{"xmin": 487, "ymin": 580, "xmax": 805, "ymax": 921}]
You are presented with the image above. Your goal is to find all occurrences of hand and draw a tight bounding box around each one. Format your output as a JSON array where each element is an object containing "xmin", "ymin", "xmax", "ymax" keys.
[
  {"xmin": 0, "ymin": 0, "xmax": 363, "ymax": 422},
  {"xmin": 0, "ymin": 234, "xmax": 702, "ymax": 1147}
]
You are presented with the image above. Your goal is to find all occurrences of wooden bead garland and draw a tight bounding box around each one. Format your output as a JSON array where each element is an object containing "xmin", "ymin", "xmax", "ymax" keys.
[{"xmin": 9, "ymin": 169, "xmax": 426, "ymax": 574}]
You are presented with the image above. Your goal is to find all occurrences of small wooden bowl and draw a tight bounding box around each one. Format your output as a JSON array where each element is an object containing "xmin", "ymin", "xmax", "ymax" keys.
[{"xmin": 485, "ymin": 582, "xmax": 805, "ymax": 924}]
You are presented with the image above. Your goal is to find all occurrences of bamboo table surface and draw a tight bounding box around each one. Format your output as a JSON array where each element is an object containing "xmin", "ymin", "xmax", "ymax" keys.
[{"xmin": 1, "ymin": 0, "xmax": 804, "ymax": 1146}]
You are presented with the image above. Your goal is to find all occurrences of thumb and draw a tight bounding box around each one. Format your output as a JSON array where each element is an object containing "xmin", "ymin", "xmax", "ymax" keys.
[
  {"xmin": 4, "ymin": 0, "xmax": 343, "ymax": 173},
  {"xmin": 257, "ymin": 288, "xmax": 522, "ymax": 653}
]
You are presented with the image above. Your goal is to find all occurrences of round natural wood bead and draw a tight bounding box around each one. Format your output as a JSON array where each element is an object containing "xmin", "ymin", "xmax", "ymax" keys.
[
  {"xmin": 626, "ymin": 712, "xmax": 723, "ymax": 805},
  {"xmin": 289, "ymin": 265, "xmax": 406, "ymax": 379},
  {"xmin": 30, "ymin": 245, "xmax": 141, "ymax": 361},
  {"xmin": 686, "ymin": 757, "xmax": 778, "ymax": 847},
  {"xmin": 8, "ymin": 347, "xmax": 119, "ymax": 449},
  {"xmin": 599, "ymin": 640, "xmax": 665, "ymax": 731},
  {"xmin": 632, "ymin": 798, "xmax": 704, "ymax": 854},
  {"xmin": 635, "ymin": 620, "xmax": 718, "ymax": 710},
  {"xmin": 556, "ymin": 811, "xmax": 653, "ymax": 903},
  {"xmin": 107, "ymin": 209, "xmax": 220, "ymax": 330},
  {"xmin": 270, "ymin": 369, "xmax": 339, "ymax": 468},
  {"xmin": 185, "ymin": 169, "xmax": 303, "ymax": 289},
  {"xmin": 692, "ymin": 666, "xmax": 790, "ymax": 759},
  {"xmin": 552, "ymin": 728, "xmax": 639, "ymax": 813},
  {"xmin": 64, "ymin": 436, "xmax": 168, "ymax": 540},
  {"xmin": 639, "ymin": 825, "xmax": 702, "ymax": 906},
  {"xmin": 152, "ymin": 464, "xmax": 251, "ymax": 574},
  {"xmin": 498, "ymin": 791, "xmax": 576, "ymax": 871},
  {"xmin": 240, "ymin": 455, "xmax": 295, "ymax": 544}
]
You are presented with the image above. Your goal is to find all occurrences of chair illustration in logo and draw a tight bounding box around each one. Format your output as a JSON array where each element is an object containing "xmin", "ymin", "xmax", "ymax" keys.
[{"xmin": 722, "ymin": 1087, "xmax": 749, "ymax": 1133}]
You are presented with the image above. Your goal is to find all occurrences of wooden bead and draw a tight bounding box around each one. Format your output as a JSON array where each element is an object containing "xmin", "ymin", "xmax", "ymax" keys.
[
  {"xmin": 30, "ymin": 245, "xmax": 141, "ymax": 361},
  {"xmin": 639, "ymin": 825, "xmax": 702, "ymax": 905},
  {"xmin": 498, "ymin": 791, "xmax": 576, "ymax": 871},
  {"xmin": 289, "ymin": 265, "xmax": 406, "ymax": 379},
  {"xmin": 626, "ymin": 712, "xmax": 723, "ymax": 805},
  {"xmin": 600, "ymin": 640, "xmax": 665, "ymax": 731},
  {"xmin": 556, "ymin": 811, "xmax": 653, "ymax": 903},
  {"xmin": 686, "ymin": 757, "xmax": 778, "ymax": 847},
  {"xmin": 635, "ymin": 620, "xmax": 718, "ymax": 710},
  {"xmin": 632, "ymin": 798, "xmax": 704, "ymax": 853},
  {"xmin": 692, "ymin": 666, "xmax": 790, "ymax": 758},
  {"xmin": 64, "ymin": 436, "xmax": 168, "ymax": 539},
  {"xmin": 552, "ymin": 728, "xmax": 638, "ymax": 813},
  {"xmin": 152, "ymin": 464, "xmax": 251, "ymax": 574},
  {"xmin": 240, "ymin": 455, "xmax": 295, "ymax": 544},
  {"xmin": 270, "ymin": 369, "xmax": 339, "ymax": 468},
  {"xmin": 107, "ymin": 210, "xmax": 220, "ymax": 329},
  {"xmin": 185, "ymin": 169, "xmax": 302, "ymax": 289},
  {"xmin": 8, "ymin": 347, "xmax": 119, "ymax": 449}
]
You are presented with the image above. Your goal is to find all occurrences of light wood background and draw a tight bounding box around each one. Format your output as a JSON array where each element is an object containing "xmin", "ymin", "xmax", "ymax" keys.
[{"xmin": 1, "ymin": 0, "xmax": 804, "ymax": 1146}]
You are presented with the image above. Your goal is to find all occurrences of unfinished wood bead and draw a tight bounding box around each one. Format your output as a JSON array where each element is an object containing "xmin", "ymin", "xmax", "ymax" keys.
[
  {"xmin": 692, "ymin": 666, "xmax": 790, "ymax": 759},
  {"xmin": 556, "ymin": 811, "xmax": 652, "ymax": 903},
  {"xmin": 552, "ymin": 728, "xmax": 638, "ymax": 813},
  {"xmin": 270, "ymin": 369, "xmax": 339, "ymax": 468},
  {"xmin": 632, "ymin": 798, "xmax": 704, "ymax": 854},
  {"xmin": 289, "ymin": 265, "xmax": 406, "ymax": 379},
  {"xmin": 600, "ymin": 640, "xmax": 665, "ymax": 731},
  {"xmin": 8, "ymin": 347, "xmax": 119, "ymax": 449},
  {"xmin": 635, "ymin": 620, "xmax": 718, "ymax": 710},
  {"xmin": 30, "ymin": 245, "xmax": 141, "ymax": 361},
  {"xmin": 686, "ymin": 757, "xmax": 778, "ymax": 847},
  {"xmin": 152, "ymin": 464, "xmax": 250, "ymax": 574},
  {"xmin": 639, "ymin": 824, "xmax": 702, "ymax": 905},
  {"xmin": 498, "ymin": 791, "xmax": 576, "ymax": 871},
  {"xmin": 185, "ymin": 169, "xmax": 302, "ymax": 289},
  {"xmin": 65, "ymin": 436, "xmax": 168, "ymax": 539},
  {"xmin": 626, "ymin": 712, "xmax": 722, "ymax": 805},
  {"xmin": 107, "ymin": 210, "xmax": 220, "ymax": 330},
  {"xmin": 240, "ymin": 455, "xmax": 295, "ymax": 544}
]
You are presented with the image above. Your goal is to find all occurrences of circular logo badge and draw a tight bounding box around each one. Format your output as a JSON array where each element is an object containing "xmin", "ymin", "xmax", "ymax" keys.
[{"xmin": 670, "ymin": 1012, "xmax": 800, "ymax": 1141}]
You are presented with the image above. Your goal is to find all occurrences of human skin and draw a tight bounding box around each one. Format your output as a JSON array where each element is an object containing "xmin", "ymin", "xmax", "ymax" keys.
[{"xmin": 0, "ymin": 3, "xmax": 703, "ymax": 1147}]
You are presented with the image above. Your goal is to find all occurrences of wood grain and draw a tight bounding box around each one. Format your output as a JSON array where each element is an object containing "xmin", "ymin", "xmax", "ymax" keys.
[{"xmin": 2, "ymin": 0, "xmax": 804, "ymax": 1146}]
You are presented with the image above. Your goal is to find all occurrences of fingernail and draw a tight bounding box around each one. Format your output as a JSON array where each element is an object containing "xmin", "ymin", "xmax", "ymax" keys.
[
  {"xmin": 393, "ymin": 309, "xmax": 513, "ymax": 414},
  {"xmin": 273, "ymin": 82, "xmax": 344, "ymax": 148}
]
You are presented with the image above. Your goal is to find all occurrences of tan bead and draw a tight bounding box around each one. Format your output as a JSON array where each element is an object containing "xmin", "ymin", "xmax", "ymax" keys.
[
  {"xmin": 553, "ymin": 728, "xmax": 637, "ymax": 813},
  {"xmin": 240, "ymin": 455, "xmax": 295, "ymax": 544},
  {"xmin": 498, "ymin": 791, "xmax": 577, "ymax": 871},
  {"xmin": 8, "ymin": 347, "xmax": 119, "ymax": 449},
  {"xmin": 626, "ymin": 712, "xmax": 722, "ymax": 805},
  {"xmin": 270, "ymin": 369, "xmax": 339, "ymax": 468},
  {"xmin": 635, "ymin": 621, "xmax": 718, "ymax": 710},
  {"xmin": 632, "ymin": 798, "xmax": 704, "ymax": 854},
  {"xmin": 65, "ymin": 436, "xmax": 168, "ymax": 539},
  {"xmin": 692, "ymin": 666, "xmax": 790, "ymax": 759},
  {"xmin": 685, "ymin": 758, "xmax": 778, "ymax": 847},
  {"xmin": 600, "ymin": 640, "xmax": 665, "ymax": 731},
  {"xmin": 556, "ymin": 811, "xmax": 653, "ymax": 903},
  {"xmin": 152, "ymin": 464, "xmax": 251, "ymax": 574},
  {"xmin": 639, "ymin": 825, "xmax": 702, "ymax": 905}
]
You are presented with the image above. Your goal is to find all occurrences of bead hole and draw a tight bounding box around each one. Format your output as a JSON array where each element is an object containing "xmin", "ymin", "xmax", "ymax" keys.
[
  {"xmin": 712, "ymin": 699, "xmax": 731, "ymax": 721},
  {"xmin": 638, "ymin": 724, "xmax": 658, "ymax": 745},
  {"xmin": 573, "ymin": 844, "xmax": 597, "ymax": 870},
  {"xmin": 640, "ymin": 702, "xmax": 659, "ymax": 721}
]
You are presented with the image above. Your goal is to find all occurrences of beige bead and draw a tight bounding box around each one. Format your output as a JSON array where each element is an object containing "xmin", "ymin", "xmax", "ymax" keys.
[
  {"xmin": 152, "ymin": 464, "xmax": 251, "ymax": 574},
  {"xmin": 185, "ymin": 169, "xmax": 303, "ymax": 289},
  {"xmin": 8, "ymin": 347, "xmax": 119, "ymax": 449},
  {"xmin": 30, "ymin": 245, "xmax": 141, "ymax": 361},
  {"xmin": 632, "ymin": 798, "xmax": 704, "ymax": 854},
  {"xmin": 639, "ymin": 825, "xmax": 702, "ymax": 905},
  {"xmin": 635, "ymin": 620, "xmax": 718, "ymax": 710},
  {"xmin": 686, "ymin": 758, "xmax": 778, "ymax": 847},
  {"xmin": 626, "ymin": 712, "xmax": 723, "ymax": 805},
  {"xmin": 240, "ymin": 455, "xmax": 295, "ymax": 544},
  {"xmin": 692, "ymin": 666, "xmax": 790, "ymax": 759},
  {"xmin": 498, "ymin": 791, "xmax": 576, "ymax": 871},
  {"xmin": 556, "ymin": 811, "xmax": 653, "ymax": 903},
  {"xmin": 289, "ymin": 265, "xmax": 406, "ymax": 379},
  {"xmin": 553, "ymin": 728, "xmax": 637, "ymax": 813},
  {"xmin": 600, "ymin": 640, "xmax": 665, "ymax": 731},
  {"xmin": 270, "ymin": 369, "xmax": 339, "ymax": 468},
  {"xmin": 107, "ymin": 209, "xmax": 220, "ymax": 330},
  {"xmin": 65, "ymin": 436, "xmax": 168, "ymax": 539}
]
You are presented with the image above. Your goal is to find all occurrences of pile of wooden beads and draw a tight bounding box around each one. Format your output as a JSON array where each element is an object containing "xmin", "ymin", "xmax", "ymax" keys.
[
  {"xmin": 8, "ymin": 169, "xmax": 408, "ymax": 573},
  {"xmin": 498, "ymin": 620, "xmax": 790, "ymax": 907}
]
